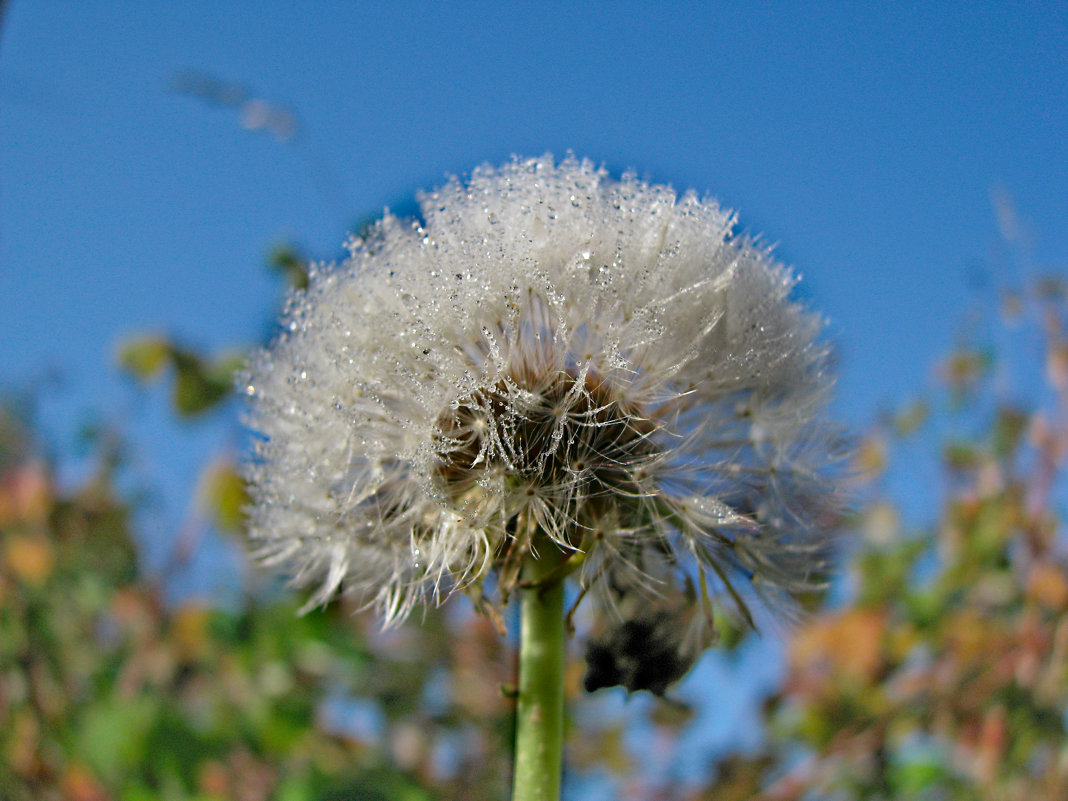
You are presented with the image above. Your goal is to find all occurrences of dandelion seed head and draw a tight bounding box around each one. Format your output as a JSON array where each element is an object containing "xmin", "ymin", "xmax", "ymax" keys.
[{"xmin": 242, "ymin": 155, "xmax": 846, "ymax": 628}]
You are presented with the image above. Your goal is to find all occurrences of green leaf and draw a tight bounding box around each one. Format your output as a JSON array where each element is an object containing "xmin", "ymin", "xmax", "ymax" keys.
[
  {"xmin": 275, "ymin": 774, "xmax": 317, "ymax": 801},
  {"xmin": 76, "ymin": 695, "xmax": 158, "ymax": 782},
  {"xmin": 892, "ymin": 398, "xmax": 929, "ymax": 437},
  {"xmin": 268, "ymin": 243, "xmax": 310, "ymax": 290},
  {"xmin": 172, "ymin": 351, "xmax": 232, "ymax": 416},
  {"xmin": 117, "ymin": 335, "xmax": 172, "ymax": 381},
  {"xmin": 993, "ymin": 405, "xmax": 1028, "ymax": 458},
  {"xmin": 209, "ymin": 465, "xmax": 249, "ymax": 532},
  {"xmin": 890, "ymin": 752, "xmax": 945, "ymax": 794}
]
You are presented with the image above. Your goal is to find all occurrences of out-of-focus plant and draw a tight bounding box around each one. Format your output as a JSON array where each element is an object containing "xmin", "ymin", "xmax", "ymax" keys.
[
  {"xmin": 117, "ymin": 337, "xmax": 245, "ymax": 419},
  {"xmin": 694, "ymin": 270, "xmax": 1068, "ymax": 801},
  {"xmin": 0, "ymin": 396, "xmax": 522, "ymax": 800},
  {"xmin": 1, "ymin": 232, "xmax": 536, "ymax": 798}
]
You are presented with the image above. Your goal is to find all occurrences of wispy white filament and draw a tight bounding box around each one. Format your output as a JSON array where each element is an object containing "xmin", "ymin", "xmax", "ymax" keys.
[{"xmin": 243, "ymin": 156, "xmax": 845, "ymax": 626}]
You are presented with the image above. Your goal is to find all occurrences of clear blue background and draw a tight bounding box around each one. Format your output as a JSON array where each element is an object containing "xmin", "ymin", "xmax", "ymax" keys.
[{"xmin": 1, "ymin": 0, "xmax": 1066, "ymax": 788}]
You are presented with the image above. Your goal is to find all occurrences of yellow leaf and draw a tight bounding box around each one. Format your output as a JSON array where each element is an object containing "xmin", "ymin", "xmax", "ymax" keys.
[
  {"xmin": 4, "ymin": 535, "xmax": 55, "ymax": 585},
  {"xmin": 117, "ymin": 335, "xmax": 171, "ymax": 381},
  {"xmin": 172, "ymin": 605, "xmax": 212, "ymax": 661},
  {"xmin": 854, "ymin": 435, "xmax": 887, "ymax": 477},
  {"xmin": 202, "ymin": 463, "xmax": 249, "ymax": 532},
  {"xmin": 1027, "ymin": 562, "xmax": 1068, "ymax": 611},
  {"xmin": 791, "ymin": 608, "xmax": 886, "ymax": 682}
]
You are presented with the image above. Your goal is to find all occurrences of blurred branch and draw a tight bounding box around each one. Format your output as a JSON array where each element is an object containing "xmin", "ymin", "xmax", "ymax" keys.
[
  {"xmin": 171, "ymin": 69, "xmax": 298, "ymax": 142},
  {"xmin": 170, "ymin": 69, "xmax": 353, "ymax": 229}
]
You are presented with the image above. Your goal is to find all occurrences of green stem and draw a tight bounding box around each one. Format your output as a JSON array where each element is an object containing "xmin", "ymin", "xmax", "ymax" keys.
[{"xmin": 512, "ymin": 553, "xmax": 566, "ymax": 801}]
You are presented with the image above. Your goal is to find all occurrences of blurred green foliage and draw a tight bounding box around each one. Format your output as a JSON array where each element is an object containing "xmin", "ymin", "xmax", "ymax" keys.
[
  {"xmin": 117, "ymin": 338, "xmax": 245, "ymax": 418},
  {"xmin": 693, "ymin": 275, "xmax": 1068, "ymax": 801},
  {"xmin": 2, "ymin": 240, "xmax": 523, "ymax": 799},
  {"xmin": 0, "ymin": 401, "xmax": 518, "ymax": 799},
  {"xmin": 267, "ymin": 245, "xmax": 310, "ymax": 292},
  {"xmin": 7, "ymin": 230, "xmax": 1068, "ymax": 800}
]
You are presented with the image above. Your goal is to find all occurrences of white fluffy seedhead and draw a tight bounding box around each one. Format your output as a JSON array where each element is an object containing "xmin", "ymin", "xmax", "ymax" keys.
[{"xmin": 243, "ymin": 155, "xmax": 846, "ymax": 628}]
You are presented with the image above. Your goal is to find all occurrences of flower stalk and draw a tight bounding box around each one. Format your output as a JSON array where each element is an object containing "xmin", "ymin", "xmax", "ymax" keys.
[
  {"xmin": 241, "ymin": 155, "xmax": 848, "ymax": 794},
  {"xmin": 513, "ymin": 536, "xmax": 568, "ymax": 801}
]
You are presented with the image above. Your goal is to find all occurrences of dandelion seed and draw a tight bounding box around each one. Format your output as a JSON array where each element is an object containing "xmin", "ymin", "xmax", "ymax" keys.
[{"xmin": 242, "ymin": 155, "xmax": 846, "ymax": 636}]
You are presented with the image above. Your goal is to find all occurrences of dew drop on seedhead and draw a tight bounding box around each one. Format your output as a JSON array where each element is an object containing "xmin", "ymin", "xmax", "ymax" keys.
[{"xmin": 241, "ymin": 156, "xmax": 842, "ymax": 626}]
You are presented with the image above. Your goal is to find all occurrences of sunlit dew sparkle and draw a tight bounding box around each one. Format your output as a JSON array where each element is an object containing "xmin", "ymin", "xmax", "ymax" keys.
[{"xmin": 241, "ymin": 155, "xmax": 848, "ymax": 629}]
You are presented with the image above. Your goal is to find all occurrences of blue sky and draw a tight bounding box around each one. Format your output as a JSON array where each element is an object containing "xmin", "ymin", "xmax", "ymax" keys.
[
  {"xmin": 2, "ymin": 0, "xmax": 1066, "ymax": 792},
  {"xmin": 2, "ymin": 0, "xmax": 1065, "ymax": 631}
]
